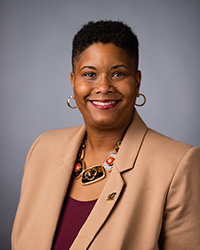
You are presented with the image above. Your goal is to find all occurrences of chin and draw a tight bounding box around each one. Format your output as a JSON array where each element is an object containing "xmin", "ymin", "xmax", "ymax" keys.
[
  {"xmin": 93, "ymin": 119, "xmax": 115, "ymax": 127},
  {"xmin": 83, "ymin": 111, "xmax": 133, "ymax": 130},
  {"xmin": 92, "ymin": 117, "xmax": 128, "ymax": 130},
  {"xmin": 86, "ymin": 116, "xmax": 117, "ymax": 129}
]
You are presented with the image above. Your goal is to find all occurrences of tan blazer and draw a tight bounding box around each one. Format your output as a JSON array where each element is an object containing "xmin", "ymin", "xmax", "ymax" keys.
[{"xmin": 12, "ymin": 111, "xmax": 200, "ymax": 250}]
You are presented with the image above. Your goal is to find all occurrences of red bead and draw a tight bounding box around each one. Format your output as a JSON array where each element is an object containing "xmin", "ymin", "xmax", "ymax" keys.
[
  {"xmin": 74, "ymin": 163, "xmax": 81, "ymax": 172},
  {"xmin": 106, "ymin": 156, "xmax": 114, "ymax": 165}
]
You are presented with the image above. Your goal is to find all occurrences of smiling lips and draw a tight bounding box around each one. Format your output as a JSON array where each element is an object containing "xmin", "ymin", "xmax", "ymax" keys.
[{"xmin": 89, "ymin": 100, "xmax": 120, "ymax": 109}]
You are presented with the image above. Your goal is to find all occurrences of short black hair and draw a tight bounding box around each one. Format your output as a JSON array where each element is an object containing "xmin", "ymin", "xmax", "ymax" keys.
[{"xmin": 72, "ymin": 20, "xmax": 139, "ymax": 70}]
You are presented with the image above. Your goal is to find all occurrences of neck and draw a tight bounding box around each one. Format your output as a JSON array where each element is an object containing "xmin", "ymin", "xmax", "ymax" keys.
[
  {"xmin": 83, "ymin": 110, "xmax": 134, "ymax": 152},
  {"xmin": 84, "ymin": 124, "xmax": 129, "ymax": 153}
]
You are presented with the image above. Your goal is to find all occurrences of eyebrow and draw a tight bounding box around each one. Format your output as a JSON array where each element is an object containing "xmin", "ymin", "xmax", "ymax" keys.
[
  {"xmin": 111, "ymin": 64, "xmax": 128, "ymax": 70},
  {"xmin": 80, "ymin": 64, "xmax": 128, "ymax": 72},
  {"xmin": 80, "ymin": 66, "xmax": 96, "ymax": 72}
]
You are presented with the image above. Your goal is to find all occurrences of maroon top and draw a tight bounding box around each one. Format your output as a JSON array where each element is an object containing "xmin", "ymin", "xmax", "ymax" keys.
[{"xmin": 52, "ymin": 196, "xmax": 97, "ymax": 250}]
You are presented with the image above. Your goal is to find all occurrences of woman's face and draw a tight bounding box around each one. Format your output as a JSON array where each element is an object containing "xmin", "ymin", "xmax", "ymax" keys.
[{"xmin": 70, "ymin": 43, "xmax": 141, "ymax": 130}]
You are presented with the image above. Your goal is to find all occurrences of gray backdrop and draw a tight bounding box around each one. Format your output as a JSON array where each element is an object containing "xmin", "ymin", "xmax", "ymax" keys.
[{"xmin": 1, "ymin": 0, "xmax": 200, "ymax": 249}]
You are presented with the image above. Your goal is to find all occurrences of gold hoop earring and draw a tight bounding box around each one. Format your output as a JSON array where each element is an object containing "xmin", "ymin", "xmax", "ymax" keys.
[
  {"xmin": 67, "ymin": 96, "xmax": 77, "ymax": 109},
  {"xmin": 135, "ymin": 93, "xmax": 146, "ymax": 107}
]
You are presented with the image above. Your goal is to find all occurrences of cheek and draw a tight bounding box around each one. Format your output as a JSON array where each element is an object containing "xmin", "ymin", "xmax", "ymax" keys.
[
  {"xmin": 73, "ymin": 82, "xmax": 93, "ymax": 107},
  {"xmin": 74, "ymin": 82, "xmax": 89, "ymax": 97},
  {"xmin": 118, "ymin": 83, "xmax": 137, "ymax": 99}
]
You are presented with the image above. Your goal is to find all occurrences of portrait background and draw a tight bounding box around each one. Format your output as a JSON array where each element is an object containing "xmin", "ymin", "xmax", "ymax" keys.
[{"xmin": 1, "ymin": 0, "xmax": 200, "ymax": 249}]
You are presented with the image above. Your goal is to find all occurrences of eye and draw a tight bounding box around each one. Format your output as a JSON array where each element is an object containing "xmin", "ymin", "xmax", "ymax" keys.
[
  {"xmin": 84, "ymin": 72, "xmax": 96, "ymax": 78},
  {"xmin": 112, "ymin": 72, "xmax": 126, "ymax": 78}
]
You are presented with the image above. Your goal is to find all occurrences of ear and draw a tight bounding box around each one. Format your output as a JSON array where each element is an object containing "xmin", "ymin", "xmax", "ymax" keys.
[
  {"xmin": 70, "ymin": 72, "xmax": 75, "ymax": 91},
  {"xmin": 136, "ymin": 70, "xmax": 142, "ymax": 97}
]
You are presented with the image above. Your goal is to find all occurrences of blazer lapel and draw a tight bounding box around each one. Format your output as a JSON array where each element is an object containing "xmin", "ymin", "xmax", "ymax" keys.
[
  {"xmin": 115, "ymin": 110, "xmax": 148, "ymax": 173},
  {"xmin": 71, "ymin": 166, "xmax": 124, "ymax": 250},
  {"xmin": 70, "ymin": 110, "xmax": 148, "ymax": 250}
]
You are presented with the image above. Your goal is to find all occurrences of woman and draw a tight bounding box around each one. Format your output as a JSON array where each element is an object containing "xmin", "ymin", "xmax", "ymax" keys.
[{"xmin": 12, "ymin": 20, "xmax": 200, "ymax": 250}]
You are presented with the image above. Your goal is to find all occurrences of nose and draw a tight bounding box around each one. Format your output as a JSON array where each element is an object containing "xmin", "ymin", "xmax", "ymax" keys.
[{"xmin": 95, "ymin": 75, "xmax": 113, "ymax": 94}]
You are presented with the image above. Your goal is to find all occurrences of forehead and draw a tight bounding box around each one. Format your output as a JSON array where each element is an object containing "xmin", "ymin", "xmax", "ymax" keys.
[{"xmin": 74, "ymin": 43, "xmax": 134, "ymax": 69}]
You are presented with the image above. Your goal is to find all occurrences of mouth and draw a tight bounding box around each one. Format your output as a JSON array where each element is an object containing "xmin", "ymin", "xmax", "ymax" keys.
[{"xmin": 89, "ymin": 99, "xmax": 121, "ymax": 109}]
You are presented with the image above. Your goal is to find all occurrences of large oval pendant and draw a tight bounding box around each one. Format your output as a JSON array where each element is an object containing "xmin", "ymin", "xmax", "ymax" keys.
[{"xmin": 81, "ymin": 165, "xmax": 105, "ymax": 185}]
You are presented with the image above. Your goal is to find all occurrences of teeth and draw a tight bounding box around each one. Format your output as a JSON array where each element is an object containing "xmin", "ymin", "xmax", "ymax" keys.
[{"xmin": 92, "ymin": 101, "xmax": 116, "ymax": 106}]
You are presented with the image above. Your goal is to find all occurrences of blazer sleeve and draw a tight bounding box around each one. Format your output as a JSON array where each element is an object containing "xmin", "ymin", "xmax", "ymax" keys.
[
  {"xmin": 11, "ymin": 133, "xmax": 44, "ymax": 249},
  {"xmin": 159, "ymin": 147, "xmax": 200, "ymax": 250}
]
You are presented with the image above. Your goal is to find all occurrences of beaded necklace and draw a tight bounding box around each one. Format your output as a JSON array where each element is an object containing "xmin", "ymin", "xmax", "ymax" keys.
[{"xmin": 73, "ymin": 137, "xmax": 121, "ymax": 185}]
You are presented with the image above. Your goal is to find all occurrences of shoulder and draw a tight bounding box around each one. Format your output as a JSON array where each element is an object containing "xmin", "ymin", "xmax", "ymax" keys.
[
  {"xmin": 34, "ymin": 126, "xmax": 82, "ymax": 147},
  {"xmin": 145, "ymin": 128, "xmax": 193, "ymax": 156},
  {"xmin": 130, "ymin": 111, "xmax": 196, "ymax": 162},
  {"xmin": 24, "ymin": 126, "xmax": 83, "ymax": 165},
  {"xmin": 141, "ymin": 128, "xmax": 200, "ymax": 176},
  {"xmin": 40, "ymin": 126, "xmax": 82, "ymax": 139}
]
